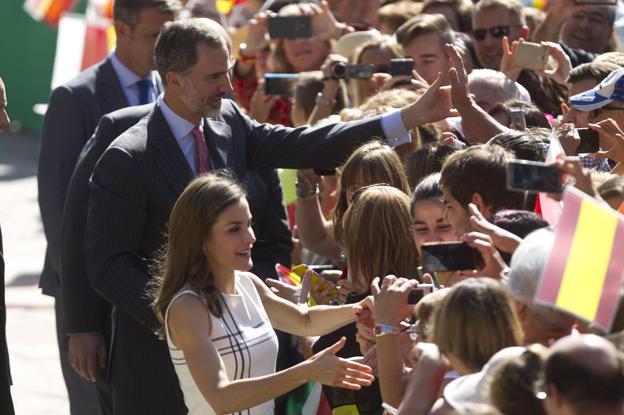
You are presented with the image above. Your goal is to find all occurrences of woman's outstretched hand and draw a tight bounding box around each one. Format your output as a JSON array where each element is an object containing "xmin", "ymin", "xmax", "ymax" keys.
[{"xmin": 305, "ymin": 337, "xmax": 374, "ymax": 390}]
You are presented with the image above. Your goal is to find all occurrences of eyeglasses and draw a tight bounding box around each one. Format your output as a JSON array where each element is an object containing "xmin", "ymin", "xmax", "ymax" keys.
[{"xmin": 472, "ymin": 26, "xmax": 511, "ymax": 41}]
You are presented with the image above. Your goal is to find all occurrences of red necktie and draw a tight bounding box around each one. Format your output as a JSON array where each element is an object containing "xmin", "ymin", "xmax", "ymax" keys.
[{"xmin": 191, "ymin": 123, "xmax": 211, "ymax": 173}]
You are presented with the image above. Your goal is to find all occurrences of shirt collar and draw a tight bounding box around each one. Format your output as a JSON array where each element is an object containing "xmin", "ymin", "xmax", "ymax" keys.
[
  {"xmin": 158, "ymin": 97, "xmax": 197, "ymax": 142},
  {"xmin": 109, "ymin": 50, "xmax": 157, "ymax": 88}
]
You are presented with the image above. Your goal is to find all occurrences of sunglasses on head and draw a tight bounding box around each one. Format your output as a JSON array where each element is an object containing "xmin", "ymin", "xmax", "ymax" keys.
[{"xmin": 472, "ymin": 25, "xmax": 511, "ymax": 41}]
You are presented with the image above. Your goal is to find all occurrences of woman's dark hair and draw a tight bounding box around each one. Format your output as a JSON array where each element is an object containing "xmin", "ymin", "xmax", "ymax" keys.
[
  {"xmin": 490, "ymin": 345, "xmax": 549, "ymax": 415},
  {"xmin": 489, "ymin": 100, "xmax": 551, "ymax": 129},
  {"xmin": 293, "ymin": 71, "xmax": 345, "ymax": 118},
  {"xmin": 516, "ymin": 71, "xmax": 568, "ymax": 116},
  {"xmin": 333, "ymin": 141, "xmax": 411, "ymax": 246},
  {"xmin": 410, "ymin": 173, "xmax": 444, "ymax": 217},
  {"xmin": 405, "ymin": 143, "xmax": 456, "ymax": 188},
  {"xmin": 487, "ymin": 128, "xmax": 549, "ymax": 162},
  {"xmin": 492, "ymin": 210, "xmax": 549, "ymax": 239},
  {"xmin": 492, "ymin": 209, "xmax": 549, "ymax": 264},
  {"xmin": 150, "ymin": 171, "xmax": 246, "ymax": 338}
]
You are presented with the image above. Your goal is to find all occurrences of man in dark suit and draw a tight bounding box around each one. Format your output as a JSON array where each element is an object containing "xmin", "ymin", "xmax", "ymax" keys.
[
  {"xmin": 37, "ymin": 0, "xmax": 180, "ymax": 413},
  {"xmin": 0, "ymin": 76, "xmax": 14, "ymax": 415},
  {"xmin": 60, "ymin": 103, "xmax": 292, "ymax": 390},
  {"xmin": 85, "ymin": 18, "xmax": 453, "ymax": 415}
]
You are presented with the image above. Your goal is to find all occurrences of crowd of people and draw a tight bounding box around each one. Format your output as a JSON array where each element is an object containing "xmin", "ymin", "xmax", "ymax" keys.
[{"xmin": 1, "ymin": 0, "xmax": 624, "ymax": 414}]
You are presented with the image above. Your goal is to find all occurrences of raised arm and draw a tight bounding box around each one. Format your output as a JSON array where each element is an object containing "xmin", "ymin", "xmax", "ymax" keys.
[
  {"xmin": 169, "ymin": 294, "xmax": 373, "ymax": 414},
  {"xmin": 532, "ymin": 0, "xmax": 580, "ymax": 44},
  {"xmin": 295, "ymin": 170, "xmax": 343, "ymax": 262}
]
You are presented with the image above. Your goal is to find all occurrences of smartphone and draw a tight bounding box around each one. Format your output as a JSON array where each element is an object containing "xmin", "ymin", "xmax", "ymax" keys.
[
  {"xmin": 332, "ymin": 63, "xmax": 374, "ymax": 80},
  {"xmin": 422, "ymin": 242, "xmax": 483, "ymax": 272},
  {"xmin": 389, "ymin": 58, "xmax": 414, "ymax": 76},
  {"xmin": 264, "ymin": 73, "xmax": 299, "ymax": 96},
  {"xmin": 509, "ymin": 109, "xmax": 527, "ymax": 130},
  {"xmin": 313, "ymin": 168, "xmax": 336, "ymax": 176},
  {"xmin": 514, "ymin": 42, "xmax": 549, "ymax": 71},
  {"xmin": 408, "ymin": 289, "xmax": 424, "ymax": 305},
  {"xmin": 576, "ymin": 128, "xmax": 600, "ymax": 154},
  {"xmin": 507, "ymin": 159, "xmax": 563, "ymax": 194},
  {"xmin": 268, "ymin": 15, "xmax": 312, "ymax": 39}
]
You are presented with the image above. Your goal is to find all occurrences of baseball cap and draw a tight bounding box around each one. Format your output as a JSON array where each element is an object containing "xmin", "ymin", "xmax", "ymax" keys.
[{"xmin": 569, "ymin": 68, "xmax": 624, "ymax": 112}]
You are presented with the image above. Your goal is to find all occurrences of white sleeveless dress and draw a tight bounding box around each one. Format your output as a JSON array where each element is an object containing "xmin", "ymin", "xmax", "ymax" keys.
[{"xmin": 165, "ymin": 271, "xmax": 279, "ymax": 415}]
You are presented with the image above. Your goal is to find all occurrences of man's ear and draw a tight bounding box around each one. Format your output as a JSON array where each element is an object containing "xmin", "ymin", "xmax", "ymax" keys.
[
  {"xmin": 471, "ymin": 193, "xmax": 493, "ymax": 217},
  {"xmin": 114, "ymin": 20, "xmax": 129, "ymax": 39},
  {"xmin": 520, "ymin": 25, "xmax": 530, "ymax": 41},
  {"xmin": 166, "ymin": 72, "xmax": 183, "ymax": 91}
]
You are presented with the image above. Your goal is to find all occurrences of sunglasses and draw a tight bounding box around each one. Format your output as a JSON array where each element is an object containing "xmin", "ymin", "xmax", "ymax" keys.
[{"xmin": 472, "ymin": 25, "xmax": 511, "ymax": 41}]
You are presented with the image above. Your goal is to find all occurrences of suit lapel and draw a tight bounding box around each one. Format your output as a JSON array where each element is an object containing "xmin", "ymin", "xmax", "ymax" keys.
[
  {"xmin": 147, "ymin": 107, "xmax": 194, "ymax": 196},
  {"xmin": 204, "ymin": 115, "xmax": 232, "ymax": 171},
  {"xmin": 96, "ymin": 58, "xmax": 130, "ymax": 113}
]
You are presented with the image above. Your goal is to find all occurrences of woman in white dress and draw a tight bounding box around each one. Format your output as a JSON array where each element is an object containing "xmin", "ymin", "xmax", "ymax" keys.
[{"xmin": 150, "ymin": 172, "xmax": 374, "ymax": 415}]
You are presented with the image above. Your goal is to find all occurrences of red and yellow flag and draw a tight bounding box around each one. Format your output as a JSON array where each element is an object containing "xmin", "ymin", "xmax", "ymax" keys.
[
  {"xmin": 536, "ymin": 187, "xmax": 624, "ymax": 331},
  {"xmin": 24, "ymin": 0, "xmax": 79, "ymax": 26}
]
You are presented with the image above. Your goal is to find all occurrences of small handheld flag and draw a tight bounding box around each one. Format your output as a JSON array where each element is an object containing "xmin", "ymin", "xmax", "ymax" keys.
[
  {"xmin": 535, "ymin": 187, "xmax": 624, "ymax": 331},
  {"xmin": 24, "ymin": 0, "xmax": 79, "ymax": 26}
]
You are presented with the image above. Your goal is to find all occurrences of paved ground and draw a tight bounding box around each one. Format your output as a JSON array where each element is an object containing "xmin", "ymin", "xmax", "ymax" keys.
[{"xmin": 1, "ymin": 131, "xmax": 69, "ymax": 414}]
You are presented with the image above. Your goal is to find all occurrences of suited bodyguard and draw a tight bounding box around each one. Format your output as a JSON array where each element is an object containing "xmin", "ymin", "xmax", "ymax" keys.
[
  {"xmin": 36, "ymin": 0, "xmax": 179, "ymax": 413},
  {"xmin": 85, "ymin": 17, "xmax": 447, "ymax": 415}
]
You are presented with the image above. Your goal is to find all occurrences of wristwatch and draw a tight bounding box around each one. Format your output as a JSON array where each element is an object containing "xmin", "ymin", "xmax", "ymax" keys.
[{"xmin": 373, "ymin": 323, "xmax": 400, "ymax": 337}]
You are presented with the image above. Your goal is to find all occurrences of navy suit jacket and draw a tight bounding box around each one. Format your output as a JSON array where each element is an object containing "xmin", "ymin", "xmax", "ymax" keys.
[
  {"xmin": 85, "ymin": 99, "xmax": 385, "ymax": 413},
  {"xmin": 38, "ymin": 57, "xmax": 129, "ymax": 297},
  {"xmin": 60, "ymin": 104, "xmax": 292, "ymax": 337}
]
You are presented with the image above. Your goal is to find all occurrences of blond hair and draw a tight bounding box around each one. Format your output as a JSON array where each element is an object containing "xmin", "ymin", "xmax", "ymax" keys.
[
  {"xmin": 432, "ymin": 278, "xmax": 524, "ymax": 373},
  {"xmin": 343, "ymin": 185, "xmax": 418, "ymax": 291}
]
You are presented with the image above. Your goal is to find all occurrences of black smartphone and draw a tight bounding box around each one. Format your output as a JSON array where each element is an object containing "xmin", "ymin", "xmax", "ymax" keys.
[
  {"xmin": 576, "ymin": 128, "xmax": 600, "ymax": 154},
  {"xmin": 422, "ymin": 242, "xmax": 483, "ymax": 272},
  {"xmin": 506, "ymin": 160, "xmax": 563, "ymax": 195},
  {"xmin": 268, "ymin": 15, "xmax": 312, "ymax": 39},
  {"xmin": 264, "ymin": 73, "xmax": 299, "ymax": 96},
  {"xmin": 389, "ymin": 58, "xmax": 414, "ymax": 76},
  {"xmin": 407, "ymin": 290, "xmax": 424, "ymax": 305},
  {"xmin": 313, "ymin": 168, "xmax": 336, "ymax": 176},
  {"xmin": 332, "ymin": 63, "xmax": 374, "ymax": 80}
]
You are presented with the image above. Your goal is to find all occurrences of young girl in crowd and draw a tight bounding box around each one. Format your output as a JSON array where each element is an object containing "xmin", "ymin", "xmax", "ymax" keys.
[
  {"xmin": 150, "ymin": 173, "xmax": 374, "ymax": 415},
  {"xmin": 410, "ymin": 173, "xmax": 459, "ymax": 287},
  {"xmin": 296, "ymin": 140, "xmax": 411, "ymax": 267},
  {"xmin": 311, "ymin": 184, "xmax": 419, "ymax": 415}
]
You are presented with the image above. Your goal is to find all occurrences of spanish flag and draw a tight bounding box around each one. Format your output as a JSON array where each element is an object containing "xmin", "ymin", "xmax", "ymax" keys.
[
  {"xmin": 24, "ymin": 0, "xmax": 79, "ymax": 26},
  {"xmin": 536, "ymin": 187, "xmax": 624, "ymax": 331}
]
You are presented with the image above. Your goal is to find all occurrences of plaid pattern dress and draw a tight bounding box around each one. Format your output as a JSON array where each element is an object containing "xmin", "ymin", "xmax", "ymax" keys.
[{"xmin": 166, "ymin": 272, "xmax": 279, "ymax": 415}]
